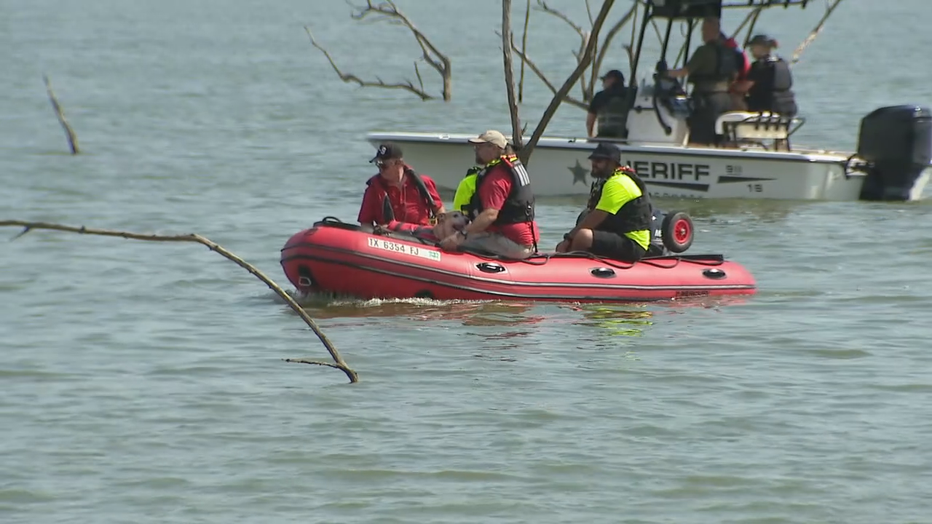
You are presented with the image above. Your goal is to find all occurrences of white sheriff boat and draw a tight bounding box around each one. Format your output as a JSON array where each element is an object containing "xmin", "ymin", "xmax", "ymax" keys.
[{"xmin": 368, "ymin": 0, "xmax": 932, "ymax": 201}]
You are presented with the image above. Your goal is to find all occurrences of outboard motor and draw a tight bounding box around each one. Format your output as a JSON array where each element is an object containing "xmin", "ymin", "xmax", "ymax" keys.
[{"xmin": 856, "ymin": 105, "xmax": 932, "ymax": 201}]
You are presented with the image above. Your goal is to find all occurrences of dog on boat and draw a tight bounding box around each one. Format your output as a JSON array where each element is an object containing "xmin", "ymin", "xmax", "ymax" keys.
[{"xmin": 431, "ymin": 211, "xmax": 469, "ymax": 241}]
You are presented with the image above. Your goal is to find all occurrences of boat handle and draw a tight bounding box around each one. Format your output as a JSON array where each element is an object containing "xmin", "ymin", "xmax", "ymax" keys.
[
  {"xmin": 590, "ymin": 267, "xmax": 616, "ymax": 278},
  {"xmin": 476, "ymin": 262, "xmax": 506, "ymax": 274},
  {"xmin": 702, "ymin": 268, "xmax": 727, "ymax": 280}
]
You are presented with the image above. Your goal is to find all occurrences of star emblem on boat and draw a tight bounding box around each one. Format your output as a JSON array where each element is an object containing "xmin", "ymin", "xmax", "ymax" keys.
[{"xmin": 568, "ymin": 160, "xmax": 589, "ymax": 185}]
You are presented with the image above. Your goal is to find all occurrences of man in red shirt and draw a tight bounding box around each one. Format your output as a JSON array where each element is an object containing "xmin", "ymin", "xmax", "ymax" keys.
[
  {"xmin": 357, "ymin": 143, "xmax": 445, "ymax": 234},
  {"xmin": 439, "ymin": 130, "xmax": 539, "ymax": 260}
]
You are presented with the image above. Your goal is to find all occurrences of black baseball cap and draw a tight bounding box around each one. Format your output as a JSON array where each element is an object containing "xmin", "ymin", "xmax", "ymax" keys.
[
  {"xmin": 748, "ymin": 34, "xmax": 778, "ymax": 47},
  {"xmin": 370, "ymin": 142, "xmax": 403, "ymax": 163},
  {"xmin": 588, "ymin": 143, "xmax": 622, "ymax": 163},
  {"xmin": 600, "ymin": 69, "xmax": 625, "ymax": 83}
]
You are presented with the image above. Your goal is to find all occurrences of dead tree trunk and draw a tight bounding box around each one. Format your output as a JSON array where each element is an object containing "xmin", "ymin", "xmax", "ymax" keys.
[{"xmin": 502, "ymin": 0, "xmax": 524, "ymax": 151}]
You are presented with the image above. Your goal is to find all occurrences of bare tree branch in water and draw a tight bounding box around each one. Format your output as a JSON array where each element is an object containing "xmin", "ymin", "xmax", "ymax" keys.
[
  {"xmin": 791, "ymin": 0, "xmax": 845, "ymax": 64},
  {"xmin": 517, "ymin": 0, "xmax": 532, "ymax": 102},
  {"xmin": 502, "ymin": 0, "xmax": 524, "ymax": 150},
  {"xmin": 305, "ymin": 0, "xmax": 451, "ymax": 101},
  {"xmin": 0, "ymin": 220, "xmax": 359, "ymax": 384},
  {"xmin": 515, "ymin": 0, "xmax": 639, "ymax": 106},
  {"xmin": 513, "ymin": 0, "xmax": 618, "ymax": 165},
  {"xmin": 502, "ymin": 35, "xmax": 589, "ymax": 110},
  {"xmin": 43, "ymin": 75, "xmax": 80, "ymax": 154}
]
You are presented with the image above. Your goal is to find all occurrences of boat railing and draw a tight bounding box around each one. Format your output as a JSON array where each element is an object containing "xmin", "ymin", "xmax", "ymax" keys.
[{"xmin": 715, "ymin": 111, "xmax": 806, "ymax": 152}]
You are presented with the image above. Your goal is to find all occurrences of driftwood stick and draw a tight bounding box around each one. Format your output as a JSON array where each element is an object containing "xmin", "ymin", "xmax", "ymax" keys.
[
  {"xmin": 43, "ymin": 75, "xmax": 79, "ymax": 155},
  {"xmin": 0, "ymin": 220, "xmax": 359, "ymax": 384},
  {"xmin": 502, "ymin": 0, "xmax": 524, "ymax": 150},
  {"xmin": 518, "ymin": 0, "xmax": 531, "ymax": 102},
  {"xmin": 792, "ymin": 0, "xmax": 845, "ymax": 65},
  {"xmin": 520, "ymin": 0, "xmax": 617, "ymax": 166},
  {"xmin": 305, "ymin": 26, "xmax": 432, "ymax": 101}
]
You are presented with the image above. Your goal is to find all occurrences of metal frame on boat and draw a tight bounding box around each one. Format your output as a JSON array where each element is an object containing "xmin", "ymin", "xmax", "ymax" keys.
[{"xmin": 367, "ymin": 0, "xmax": 932, "ymax": 201}]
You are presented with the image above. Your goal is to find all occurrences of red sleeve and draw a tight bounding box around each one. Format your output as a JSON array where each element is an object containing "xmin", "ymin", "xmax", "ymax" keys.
[
  {"xmin": 421, "ymin": 175, "xmax": 444, "ymax": 212},
  {"xmin": 357, "ymin": 185, "xmax": 378, "ymax": 224},
  {"xmin": 478, "ymin": 166, "xmax": 513, "ymax": 211}
]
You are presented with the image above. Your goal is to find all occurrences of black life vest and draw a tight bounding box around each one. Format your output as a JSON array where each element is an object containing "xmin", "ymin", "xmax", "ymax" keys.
[
  {"xmin": 587, "ymin": 166, "xmax": 653, "ymax": 235},
  {"xmin": 365, "ymin": 167, "xmax": 438, "ymax": 224},
  {"xmin": 747, "ymin": 55, "xmax": 797, "ymax": 115},
  {"xmin": 596, "ymin": 89, "xmax": 630, "ymax": 138},
  {"xmin": 466, "ymin": 155, "xmax": 535, "ymax": 226},
  {"xmin": 690, "ymin": 40, "xmax": 739, "ymax": 90}
]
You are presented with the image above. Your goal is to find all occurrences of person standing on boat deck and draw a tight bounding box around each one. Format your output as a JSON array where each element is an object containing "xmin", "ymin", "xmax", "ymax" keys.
[
  {"xmin": 556, "ymin": 143, "xmax": 652, "ymax": 263},
  {"xmin": 587, "ymin": 69, "xmax": 630, "ymax": 139},
  {"xmin": 357, "ymin": 142, "xmax": 445, "ymax": 234},
  {"xmin": 743, "ymin": 34, "xmax": 798, "ymax": 117},
  {"xmin": 664, "ymin": 17, "xmax": 739, "ymax": 146},
  {"xmin": 439, "ymin": 130, "xmax": 540, "ymax": 260}
]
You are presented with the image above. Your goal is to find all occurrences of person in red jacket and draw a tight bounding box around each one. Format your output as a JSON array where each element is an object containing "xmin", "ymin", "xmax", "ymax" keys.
[
  {"xmin": 721, "ymin": 31, "xmax": 752, "ymax": 110},
  {"xmin": 357, "ymin": 143, "xmax": 445, "ymax": 235},
  {"xmin": 439, "ymin": 130, "xmax": 540, "ymax": 260}
]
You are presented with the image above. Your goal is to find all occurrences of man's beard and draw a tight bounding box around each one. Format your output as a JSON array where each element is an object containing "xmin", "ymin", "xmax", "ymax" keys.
[
  {"xmin": 590, "ymin": 167, "xmax": 612, "ymax": 179},
  {"xmin": 475, "ymin": 152, "xmax": 484, "ymax": 164}
]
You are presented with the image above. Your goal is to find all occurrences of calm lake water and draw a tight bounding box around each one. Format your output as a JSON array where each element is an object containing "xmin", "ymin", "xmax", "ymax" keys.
[{"xmin": 2, "ymin": 0, "xmax": 932, "ymax": 522}]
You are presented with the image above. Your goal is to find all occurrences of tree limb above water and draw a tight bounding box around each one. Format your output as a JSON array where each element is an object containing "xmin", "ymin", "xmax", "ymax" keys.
[
  {"xmin": 306, "ymin": 0, "xmax": 451, "ymax": 101},
  {"xmin": 0, "ymin": 220, "xmax": 359, "ymax": 384}
]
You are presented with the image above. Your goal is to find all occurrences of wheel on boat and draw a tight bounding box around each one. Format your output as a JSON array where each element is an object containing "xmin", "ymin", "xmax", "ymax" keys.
[{"xmin": 661, "ymin": 211, "xmax": 694, "ymax": 253}]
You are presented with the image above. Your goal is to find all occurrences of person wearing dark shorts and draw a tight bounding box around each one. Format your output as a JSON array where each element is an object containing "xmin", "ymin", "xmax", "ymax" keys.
[{"xmin": 556, "ymin": 143, "xmax": 653, "ymax": 262}]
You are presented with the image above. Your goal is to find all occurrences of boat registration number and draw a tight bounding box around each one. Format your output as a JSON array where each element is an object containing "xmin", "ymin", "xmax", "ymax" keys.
[{"xmin": 367, "ymin": 237, "xmax": 441, "ymax": 261}]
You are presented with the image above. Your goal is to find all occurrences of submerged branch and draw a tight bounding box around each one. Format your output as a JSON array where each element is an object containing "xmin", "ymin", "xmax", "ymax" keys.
[
  {"xmin": 1, "ymin": 220, "xmax": 359, "ymax": 384},
  {"xmin": 43, "ymin": 75, "xmax": 79, "ymax": 154}
]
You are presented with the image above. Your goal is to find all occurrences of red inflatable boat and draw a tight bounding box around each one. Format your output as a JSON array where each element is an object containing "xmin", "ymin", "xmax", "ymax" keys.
[{"xmin": 280, "ymin": 218, "xmax": 756, "ymax": 303}]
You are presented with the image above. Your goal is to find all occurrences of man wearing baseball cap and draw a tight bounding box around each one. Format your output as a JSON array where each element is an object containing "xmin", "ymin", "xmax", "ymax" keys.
[
  {"xmin": 440, "ymin": 130, "xmax": 539, "ymax": 260},
  {"xmin": 358, "ymin": 142, "xmax": 445, "ymax": 231},
  {"xmin": 587, "ymin": 69, "xmax": 630, "ymax": 139},
  {"xmin": 744, "ymin": 33, "xmax": 797, "ymax": 117},
  {"xmin": 556, "ymin": 143, "xmax": 652, "ymax": 262}
]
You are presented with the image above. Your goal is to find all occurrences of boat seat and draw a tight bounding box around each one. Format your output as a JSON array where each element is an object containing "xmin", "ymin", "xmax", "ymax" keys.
[{"xmin": 715, "ymin": 111, "xmax": 795, "ymax": 140}]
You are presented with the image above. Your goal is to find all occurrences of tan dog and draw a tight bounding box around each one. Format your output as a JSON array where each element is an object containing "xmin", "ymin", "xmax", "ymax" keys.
[{"xmin": 431, "ymin": 211, "xmax": 470, "ymax": 241}]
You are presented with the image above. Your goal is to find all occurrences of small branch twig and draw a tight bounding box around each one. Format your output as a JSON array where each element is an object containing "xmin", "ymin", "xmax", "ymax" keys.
[
  {"xmin": 1, "ymin": 220, "xmax": 359, "ymax": 384},
  {"xmin": 502, "ymin": 0, "xmax": 524, "ymax": 150},
  {"xmin": 792, "ymin": 0, "xmax": 845, "ymax": 65},
  {"xmin": 535, "ymin": 0, "xmax": 585, "ymax": 38},
  {"xmin": 521, "ymin": 0, "xmax": 617, "ymax": 166},
  {"xmin": 518, "ymin": 0, "xmax": 531, "ymax": 102},
  {"xmin": 503, "ymin": 33, "xmax": 588, "ymax": 110},
  {"xmin": 43, "ymin": 75, "xmax": 79, "ymax": 155},
  {"xmin": 305, "ymin": 26, "xmax": 433, "ymax": 101},
  {"xmin": 590, "ymin": 3, "xmax": 638, "ymax": 98}
]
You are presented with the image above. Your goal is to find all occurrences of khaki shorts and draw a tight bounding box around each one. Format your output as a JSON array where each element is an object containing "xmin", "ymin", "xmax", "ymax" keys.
[{"xmin": 460, "ymin": 232, "xmax": 534, "ymax": 260}]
